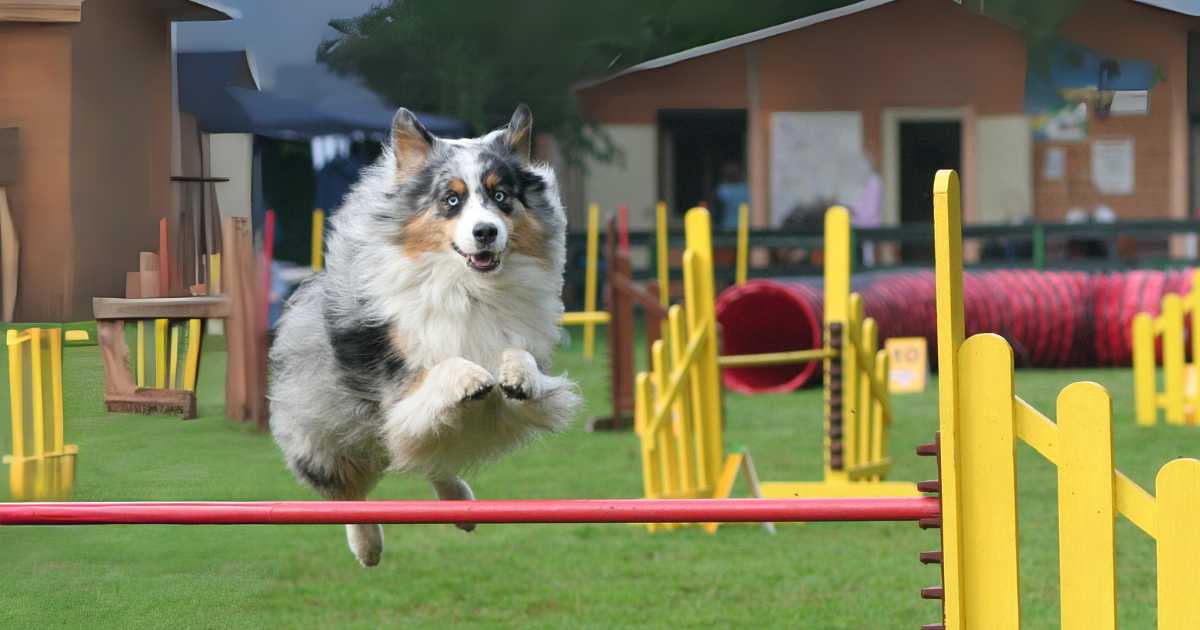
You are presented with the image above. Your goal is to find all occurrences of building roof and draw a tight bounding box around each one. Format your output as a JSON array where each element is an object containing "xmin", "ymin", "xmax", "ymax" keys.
[
  {"xmin": 577, "ymin": 0, "xmax": 1199, "ymax": 90},
  {"xmin": 177, "ymin": 51, "xmax": 471, "ymax": 140},
  {"xmin": 160, "ymin": 0, "xmax": 240, "ymax": 22}
]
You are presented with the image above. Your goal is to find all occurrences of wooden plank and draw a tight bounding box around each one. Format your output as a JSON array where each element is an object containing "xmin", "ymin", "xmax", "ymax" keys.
[
  {"xmin": 92, "ymin": 296, "xmax": 229, "ymax": 320},
  {"xmin": 105, "ymin": 389, "xmax": 197, "ymax": 420},
  {"xmin": 159, "ymin": 218, "xmax": 169, "ymax": 296},
  {"xmin": 125, "ymin": 272, "xmax": 142, "ymax": 299},
  {"xmin": 1056, "ymin": 382, "xmax": 1116, "ymax": 630},
  {"xmin": 222, "ymin": 216, "xmax": 268, "ymax": 427},
  {"xmin": 0, "ymin": 186, "xmax": 19, "ymax": 322},
  {"xmin": 1156, "ymin": 458, "xmax": 1200, "ymax": 629},
  {"xmin": 0, "ymin": 1, "xmax": 83, "ymax": 23}
]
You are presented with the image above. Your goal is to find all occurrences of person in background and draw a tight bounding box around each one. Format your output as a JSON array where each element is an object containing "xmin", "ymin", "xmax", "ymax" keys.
[{"xmin": 715, "ymin": 161, "xmax": 749, "ymax": 231}]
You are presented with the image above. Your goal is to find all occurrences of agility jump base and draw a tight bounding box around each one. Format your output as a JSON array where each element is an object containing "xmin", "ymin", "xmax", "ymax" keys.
[
  {"xmin": 1132, "ymin": 269, "xmax": 1200, "ymax": 426},
  {"xmin": 5, "ymin": 171, "xmax": 1198, "ymax": 630}
]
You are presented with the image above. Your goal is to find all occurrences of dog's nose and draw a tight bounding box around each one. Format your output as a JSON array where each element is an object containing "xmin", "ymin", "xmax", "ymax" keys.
[{"xmin": 473, "ymin": 223, "xmax": 499, "ymax": 245}]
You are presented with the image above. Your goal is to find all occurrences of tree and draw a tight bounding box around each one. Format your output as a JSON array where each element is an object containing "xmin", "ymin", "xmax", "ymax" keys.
[{"xmin": 317, "ymin": 0, "xmax": 852, "ymax": 165}]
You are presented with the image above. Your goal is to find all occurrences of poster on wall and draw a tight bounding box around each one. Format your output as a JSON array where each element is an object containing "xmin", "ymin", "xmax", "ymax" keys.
[
  {"xmin": 769, "ymin": 112, "xmax": 869, "ymax": 228},
  {"xmin": 1042, "ymin": 147, "xmax": 1066, "ymax": 181},
  {"xmin": 1091, "ymin": 138, "xmax": 1134, "ymax": 195}
]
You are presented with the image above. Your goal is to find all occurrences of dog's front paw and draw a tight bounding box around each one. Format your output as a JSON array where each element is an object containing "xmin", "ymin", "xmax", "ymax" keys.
[
  {"xmin": 439, "ymin": 357, "xmax": 496, "ymax": 403},
  {"xmin": 498, "ymin": 349, "xmax": 539, "ymax": 400}
]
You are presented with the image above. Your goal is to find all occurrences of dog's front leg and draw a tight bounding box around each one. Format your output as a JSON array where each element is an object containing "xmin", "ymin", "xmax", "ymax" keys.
[
  {"xmin": 497, "ymin": 349, "xmax": 579, "ymax": 431},
  {"xmin": 383, "ymin": 357, "xmax": 495, "ymax": 451}
]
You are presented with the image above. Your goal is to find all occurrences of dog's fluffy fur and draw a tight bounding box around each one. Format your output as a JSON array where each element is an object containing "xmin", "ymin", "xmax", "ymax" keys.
[{"xmin": 269, "ymin": 105, "xmax": 579, "ymax": 567}]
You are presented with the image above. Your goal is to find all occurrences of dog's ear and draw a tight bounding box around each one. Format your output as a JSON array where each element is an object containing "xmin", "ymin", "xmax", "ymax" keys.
[
  {"xmin": 503, "ymin": 104, "xmax": 533, "ymax": 163},
  {"xmin": 391, "ymin": 108, "xmax": 434, "ymax": 175}
]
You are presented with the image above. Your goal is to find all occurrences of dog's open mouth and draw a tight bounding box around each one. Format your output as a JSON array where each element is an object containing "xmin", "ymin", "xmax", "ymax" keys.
[{"xmin": 452, "ymin": 244, "xmax": 502, "ymax": 272}]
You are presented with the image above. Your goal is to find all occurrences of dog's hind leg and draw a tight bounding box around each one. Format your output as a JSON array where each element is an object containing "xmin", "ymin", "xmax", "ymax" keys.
[
  {"xmin": 497, "ymin": 349, "xmax": 580, "ymax": 431},
  {"xmin": 291, "ymin": 454, "xmax": 384, "ymax": 567},
  {"xmin": 431, "ymin": 476, "xmax": 476, "ymax": 533}
]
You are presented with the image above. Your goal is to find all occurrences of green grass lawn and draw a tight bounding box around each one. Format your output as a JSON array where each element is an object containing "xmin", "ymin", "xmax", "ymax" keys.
[{"xmin": 0, "ymin": 330, "xmax": 1195, "ymax": 629}]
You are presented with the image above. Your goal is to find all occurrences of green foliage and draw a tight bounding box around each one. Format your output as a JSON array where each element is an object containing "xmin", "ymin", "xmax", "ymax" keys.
[
  {"xmin": 316, "ymin": 1, "xmax": 854, "ymax": 165},
  {"xmin": 961, "ymin": 0, "xmax": 1087, "ymax": 75}
]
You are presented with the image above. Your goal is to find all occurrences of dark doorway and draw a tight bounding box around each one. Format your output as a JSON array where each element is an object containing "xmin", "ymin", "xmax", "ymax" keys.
[
  {"xmin": 658, "ymin": 109, "xmax": 747, "ymax": 229},
  {"xmin": 899, "ymin": 120, "xmax": 961, "ymax": 261}
]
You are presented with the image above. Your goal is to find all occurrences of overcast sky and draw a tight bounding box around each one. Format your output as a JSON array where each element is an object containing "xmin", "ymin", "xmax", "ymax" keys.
[{"xmin": 176, "ymin": 0, "xmax": 382, "ymax": 89}]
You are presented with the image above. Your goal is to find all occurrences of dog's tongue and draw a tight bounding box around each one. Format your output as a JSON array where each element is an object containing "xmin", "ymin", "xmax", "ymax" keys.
[{"xmin": 469, "ymin": 251, "xmax": 495, "ymax": 269}]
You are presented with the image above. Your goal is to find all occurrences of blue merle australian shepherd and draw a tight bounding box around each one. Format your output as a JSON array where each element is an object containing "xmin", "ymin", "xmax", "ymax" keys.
[{"xmin": 269, "ymin": 105, "xmax": 580, "ymax": 567}]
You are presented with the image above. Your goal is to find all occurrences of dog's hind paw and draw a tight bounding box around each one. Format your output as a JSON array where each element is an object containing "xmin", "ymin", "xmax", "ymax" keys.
[{"xmin": 346, "ymin": 523, "xmax": 383, "ymax": 568}]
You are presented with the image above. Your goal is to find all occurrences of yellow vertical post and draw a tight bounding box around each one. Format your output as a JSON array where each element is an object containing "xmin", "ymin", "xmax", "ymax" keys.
[
  {"xmin": 668, "ymin": 307, "xmax": 695, "ymax": 493},
  {"xmin": 735, "ymin": 203, "xmax": 749, "ymax": 286},
  {"xmin": 635, "ymin": 372, "xmax": 656, "ymax": 500},
  {"xmin": 184, "ymin": 318, "xmax": 202, "ymax": 392},
  {"xmin": 656, "ymin": 201, "xmax": 669, "ymax": 307},
  {"xmin": 932, "ymin": 169, "xmax": 968, "ymax": 630},
  {"xmin": 8, "ymin": 329, "xmax": 25, "ymax": 460},
  {"xmin": 1190, "ymin": 269, "xmax": 1200, "ymax": 424},
  {"xmin": 136, "ymin": 320, "xmax": 146, "ymax": 387},
  {"xmin": 49, "ymin": 329, "xmax": 64, "ymax": 454},
  {"xmin": 1056, "ymin": 382, "xmax": 1117, "ymax": 630},
  {"xmin": 843, "ymin": 304, "xmax": 860, "ymax": 475},
  {"xmin": 1156, "ymin": 458, "xmax": 1200, "ymax": 629},
  {"xmin": 856, "ymin": 308, "xmax": 876, "ymax": 471},
  {"xmin": 582, "ymin": 203, "xmax": 600, "ymax": 360},
  {"xmin": 311, "ymin": 208, "xmax": 325, "ymax": 272},
  {"xmin": 1163, "ymin": 294, "xmax": 1185, "ymax": 424},
  {"xmin": 684, "ymin": 207, "xmax": 722, "ymax": 489},
  {"xmin": 651, "ymin": 338, "xmax": 678, "ymax": 496},
  {"xmin": 956, "ymin": 334, "xmax": 1022, "ymax": 628},
  {"xmin": 154, "ymin": 318, "xmax": 167, "ymax": 389},
  {"xmin": 824, "ymin": 206, "xmax": 851, "ymax": 483},
  {"xmin": 29, "ymin": 328, "xmax": 45, "ymax": 458},
  {"xmin": 168, "ymin": 322, "xmax": 180, "ymax": 389},
  {"xmin": 681, "ymin": 265, "xmax": 710, "ymax": 487},
  {"xmin": 872, "ymin": 348, "xmax": 888, "ymax": 480},
  {"xmin": 1132, "ymin": 313, "xmax": 1157, "ymax": 426}
]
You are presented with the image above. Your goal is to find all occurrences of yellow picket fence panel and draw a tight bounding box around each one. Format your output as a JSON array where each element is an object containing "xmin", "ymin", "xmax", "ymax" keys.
[
  {"xmin": 930, "ymin": 168, "xmax": 1200, "ymax": 630},
  {"xmin": 132, "ymin": 318, "xmax": 204, "ymax": 392},
  {"xmin": 1132, "ymin": 270, "xmax": 1200, "ymax": 426},
  {"xmin": 635, "ymin": 208, "xmax": 740, "ymax": 532},
  {"xmin": 4, "ymin": 327, "xmax": 77, "ymax": 500}
]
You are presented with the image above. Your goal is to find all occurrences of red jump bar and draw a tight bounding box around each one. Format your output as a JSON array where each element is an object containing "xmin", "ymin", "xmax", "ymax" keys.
[{"xmin": 0, "ymin": 497, "xmax": 940, "ymax": 526}]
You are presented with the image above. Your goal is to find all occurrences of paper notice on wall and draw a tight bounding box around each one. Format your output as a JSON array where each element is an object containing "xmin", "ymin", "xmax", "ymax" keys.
[
  {"xmin": 770, "ymin": 112, "xmax": 868, "ymax": 228},
  {"xmin": 1109, "ymin": 90, "xmax": 1149, "ymax": 115},
  {"xmin": 1091, "ymin": 138, "xmax": 1134, "ymax": 195},
  {"xmin": 1042, "ymin": 147, "xmax": 1066, "ymax": 181}
]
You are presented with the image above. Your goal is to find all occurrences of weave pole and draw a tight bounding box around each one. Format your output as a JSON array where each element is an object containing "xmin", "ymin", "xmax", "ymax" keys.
[{"xmin": 0, "ymin": 498, "xmax": 938, "ymax": 526}]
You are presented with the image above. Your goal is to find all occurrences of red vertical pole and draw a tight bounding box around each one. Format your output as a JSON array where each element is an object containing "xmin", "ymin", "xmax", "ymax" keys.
[
  {"xmin": 158, "ymin": 217, "xmax": 169, "ymax": 296},
  {"xmin": 618, "ymin": 204, "xmax": 630, "ymax": 253},
  {"xmin": 262, "ymin": 209, "xmax": 275, "ymax": 328}
]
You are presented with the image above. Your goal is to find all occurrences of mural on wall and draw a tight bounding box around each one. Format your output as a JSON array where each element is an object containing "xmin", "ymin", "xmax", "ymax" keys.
[
  {"xmin": 1025, "ymin": 39, "xmax": 1161, "ymax": 141},
  {"xmin": 770, "ymin": 112, "xmax": 872, "ymax": 228}
]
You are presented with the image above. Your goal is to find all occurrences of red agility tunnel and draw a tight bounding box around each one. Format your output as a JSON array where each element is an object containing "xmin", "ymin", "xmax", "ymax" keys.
[{"xmin": 717, "ymin": 269, "xmax": 1196, "ymax": 393}]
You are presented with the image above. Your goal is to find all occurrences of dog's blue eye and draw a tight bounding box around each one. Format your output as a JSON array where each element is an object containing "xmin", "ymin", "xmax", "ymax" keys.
[
  {"xmin": 493, "ymin": 191, "xmax": 506, "ymax": 203},
  {"xmin": 446, "ymin": 194, "xmax": 460, "ymax": 207}
]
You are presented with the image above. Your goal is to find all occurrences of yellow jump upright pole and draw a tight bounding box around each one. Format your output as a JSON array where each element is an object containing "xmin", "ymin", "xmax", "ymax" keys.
[
  {"xmin": 311, "ymin": 208, "xmax": 325, "ymax": 272},
  {"xmin": 735, "ymin": 203, "xmax": 749, "ymax": 286},
  {"xmin": 582, "ymin": 203, "xmax": 600, "ymax": 360},
  {"xmin": 656, "ymin": 201, "xmax": 669, "ymax": 307}
]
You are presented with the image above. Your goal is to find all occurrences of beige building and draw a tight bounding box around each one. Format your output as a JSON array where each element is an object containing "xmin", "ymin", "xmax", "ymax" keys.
[{"xmin": 575, "ymin": 0, "xmax": 1200, "ymax": 235}]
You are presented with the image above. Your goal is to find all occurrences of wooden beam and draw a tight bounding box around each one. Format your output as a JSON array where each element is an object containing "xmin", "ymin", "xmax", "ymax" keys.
[
  {"xmin": 92, "ymin": 296, "xmax": 230, "ymax": 320},
  {"xmin": 0, "ymin": 1, "xmax": 82, "ymax": 23}
]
